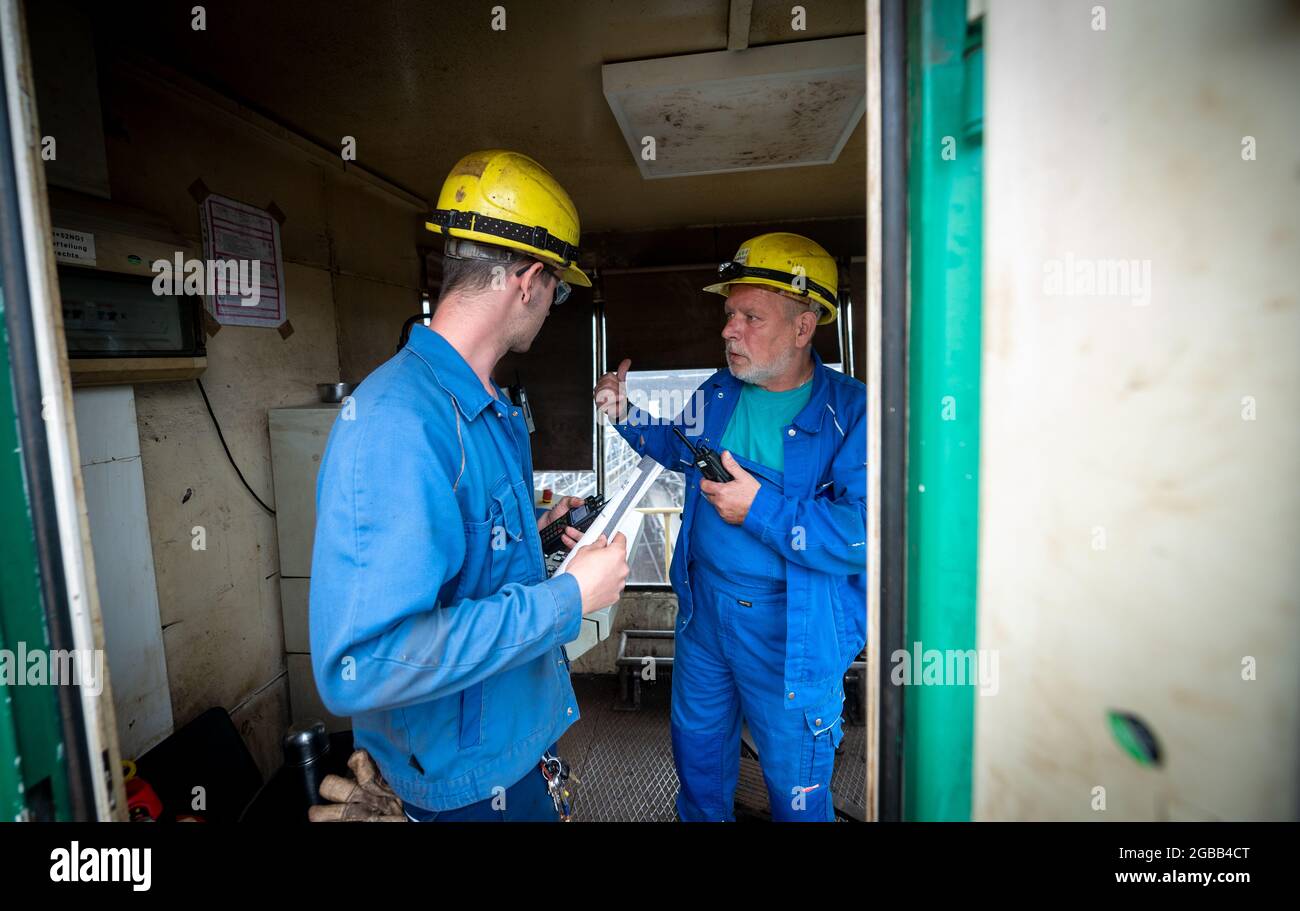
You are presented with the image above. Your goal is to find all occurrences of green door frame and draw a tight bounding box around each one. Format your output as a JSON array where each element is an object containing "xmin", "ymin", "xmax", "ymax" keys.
[
  {"xmin": 0, "ymin": 0, "xmax": 100, "ymax": 820},
  {"xmin": 903, "ymin": 0, "xmax": 984, "ymax": 821},
  {"xmin": 0, "ymin": 285, "xmax": 72, "ymax": 821}
]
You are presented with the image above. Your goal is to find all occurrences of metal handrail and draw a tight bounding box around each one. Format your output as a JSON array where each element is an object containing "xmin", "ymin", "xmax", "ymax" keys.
[{"xmin": 635, "ymin": 506, "xmax": 682, "ymax": 581}]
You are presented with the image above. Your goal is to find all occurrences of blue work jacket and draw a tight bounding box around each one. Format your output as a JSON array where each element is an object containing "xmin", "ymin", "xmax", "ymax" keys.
[
  {"xmin": 615, "ymin": 349, "xmax": 867, "ymax": 710},
  {"xmin": 309, "ymin": 325, "xmax": 583, "ymax": 811}
]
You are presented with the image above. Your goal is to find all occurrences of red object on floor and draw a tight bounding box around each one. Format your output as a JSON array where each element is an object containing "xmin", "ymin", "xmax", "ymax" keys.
[{"xmin": 126, "ymin": 776, "xmax": 163, "ymax": 822}]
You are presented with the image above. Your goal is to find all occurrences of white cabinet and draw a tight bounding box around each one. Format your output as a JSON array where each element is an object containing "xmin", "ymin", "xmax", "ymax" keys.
[
  {"xmin": 268, "ymin": 404, "xmax": 340, "ymax": 579},
  {"xmin": 268, "ymin": 404, "xmax": 348, "ymax": 733}
]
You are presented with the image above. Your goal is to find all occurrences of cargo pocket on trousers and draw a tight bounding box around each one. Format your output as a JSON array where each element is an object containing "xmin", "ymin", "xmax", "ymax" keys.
[{"xmin": 800, "ymin": 693, "xmax": 846, "ymax": 791}]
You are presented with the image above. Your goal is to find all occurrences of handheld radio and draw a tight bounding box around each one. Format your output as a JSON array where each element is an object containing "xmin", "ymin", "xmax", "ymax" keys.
[
  {"xmin": 672, "ymin": 426, "xmax": 733, "ymax": 483},
  {"xmin": 539, "ymin": 495, "xmax": 606, "ymax": 556}
]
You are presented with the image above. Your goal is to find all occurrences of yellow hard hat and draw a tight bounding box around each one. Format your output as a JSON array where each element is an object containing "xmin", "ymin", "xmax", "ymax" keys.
[
  {"xmin": 703, "ymin": 232, "xmax": 839, "ymax": 324},
  {"xmin": 425, "ymin": 149, "xmax": 591, "ymax": 287}
]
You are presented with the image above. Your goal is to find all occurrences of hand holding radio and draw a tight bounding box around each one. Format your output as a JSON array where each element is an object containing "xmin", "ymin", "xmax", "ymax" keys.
[
  {"xmin": 672, "ymin": 426, "xmax": 734, "ymax": 483},
  {"xmin": 537, "ymin": 496, "xmax": 588, "ymax": 552},
  {"xmin": 699, "ymin": 451, "xmax": 760, "ymax": 526}
]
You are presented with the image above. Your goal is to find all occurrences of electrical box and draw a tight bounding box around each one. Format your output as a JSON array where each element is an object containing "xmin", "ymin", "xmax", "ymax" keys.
[{"xmin": 49, "ymin": 189, "xmax": 208, "ymax": 386}]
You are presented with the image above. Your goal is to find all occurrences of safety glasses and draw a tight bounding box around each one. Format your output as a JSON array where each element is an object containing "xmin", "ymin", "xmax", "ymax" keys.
[
  {"xmin": 552, "ymin": 275, "xmax": 572, "ymax": 307},
  {"xmin": 516, "ymin": 261, "xmax": 571, "ymax": 307}
]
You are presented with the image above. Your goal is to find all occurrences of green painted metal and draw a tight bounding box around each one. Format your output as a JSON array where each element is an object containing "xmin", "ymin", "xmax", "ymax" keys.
[
  {"xmin": 904, "ymin": 1, "xmax": 983, "ymax": 821},
  {"xmin": 0, "ymin": 587, "xmax": 21, "ymax": 822},
  {"xmin": 1107, "ymin": 711, "xmax": 1163, "ymax": 768},
  {"xmin": 0, "ymin": 283, "xmax": 72, "ymax": 821}
]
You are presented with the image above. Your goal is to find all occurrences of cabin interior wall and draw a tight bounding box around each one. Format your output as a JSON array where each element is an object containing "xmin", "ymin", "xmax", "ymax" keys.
[
  {"xmin": 80, "ymin": 57, "xmax": 420, "ymax": 778},
  {"xmin": 29, "ymin": 0, "xmax": 866, "ymax": 780}
]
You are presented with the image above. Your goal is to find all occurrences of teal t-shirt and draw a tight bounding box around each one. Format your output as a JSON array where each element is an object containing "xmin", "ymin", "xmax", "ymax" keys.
[{"xmin": 719, "ymin": 377, "xmax": 814, "ymax": 472}]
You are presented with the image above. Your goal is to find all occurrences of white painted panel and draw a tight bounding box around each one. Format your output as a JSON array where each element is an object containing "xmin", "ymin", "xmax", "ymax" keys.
[
  {"xmin": 563, "ymin": 605, "xmax": 618, "ymax": 663},
  {"xmin": 268, "ymin": 404, "xmax": 341, "ymax": 578},
  {"xmin": 71, "ymin": 385, "xmax": 140, "ymax": 464},
  {"xmin": 975, "ymin": 0, "xmax": 1300, "ymax": 821},
  {"xmin": 73, "ymin": 386, "xmax": 173, "ymax": 759}
]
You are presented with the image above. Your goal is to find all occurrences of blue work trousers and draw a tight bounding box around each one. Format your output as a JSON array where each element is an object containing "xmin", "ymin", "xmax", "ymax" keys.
[{"xmin": 672, "ymin": 562, "xmax": 845, "ymax": 822}]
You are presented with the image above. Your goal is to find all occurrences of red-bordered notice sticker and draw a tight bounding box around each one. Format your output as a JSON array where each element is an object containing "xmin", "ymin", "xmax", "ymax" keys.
[{"xmin": 198, "ymin": 194, "xmax": 287, "ymax": 328}]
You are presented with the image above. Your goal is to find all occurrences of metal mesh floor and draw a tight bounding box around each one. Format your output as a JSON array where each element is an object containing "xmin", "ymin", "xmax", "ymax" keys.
[{"xmin": 558, "ymin": 674, "xmax": 867, "ymax": 822}]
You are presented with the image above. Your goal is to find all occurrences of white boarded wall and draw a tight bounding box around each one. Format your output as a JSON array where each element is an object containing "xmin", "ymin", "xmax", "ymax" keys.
[
  {"xmin": 73, "ymin": 386, "xmax": 174, "ymax": 758},
  {"xmin": 975, "ymin": 0, "xmax": 1300, "ymax": 820}
]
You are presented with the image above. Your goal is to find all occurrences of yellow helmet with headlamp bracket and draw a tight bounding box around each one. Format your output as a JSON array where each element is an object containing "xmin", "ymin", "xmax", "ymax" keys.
[{"xmin": 703, "ymin": 232, "xmax": 839, "ymax": 324}]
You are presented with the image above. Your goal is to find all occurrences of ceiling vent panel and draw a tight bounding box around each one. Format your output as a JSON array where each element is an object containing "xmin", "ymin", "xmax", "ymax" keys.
[{"xmin": 602, "ymin": 35, "xmax": 866, "ymax": 180}]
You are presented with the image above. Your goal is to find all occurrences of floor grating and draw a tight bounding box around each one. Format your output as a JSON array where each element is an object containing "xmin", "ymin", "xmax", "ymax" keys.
[{"xmin": 558, "ymin": 674, "xmax": 866, "ymax": 822}]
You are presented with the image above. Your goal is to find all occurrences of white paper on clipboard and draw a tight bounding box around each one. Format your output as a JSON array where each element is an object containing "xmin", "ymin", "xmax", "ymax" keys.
[{"xmin": 556, "ymin": 455, "xmax": 664, "ymax": 582}]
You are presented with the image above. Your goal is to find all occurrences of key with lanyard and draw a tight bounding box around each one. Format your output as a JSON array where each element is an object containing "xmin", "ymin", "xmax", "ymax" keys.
[{"xmin": 540, "ymin": 751, "xmax": 577, "ymax": 821}]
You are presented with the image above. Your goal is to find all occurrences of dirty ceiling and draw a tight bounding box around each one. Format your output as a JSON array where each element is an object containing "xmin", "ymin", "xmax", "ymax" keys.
[
  {"xmin": 88, "ymin": 0, "xmax": 866, "ymax": 232},
  {"xmin": 603, "ymin": 35, "xmax": 866, "ymax": 179}
]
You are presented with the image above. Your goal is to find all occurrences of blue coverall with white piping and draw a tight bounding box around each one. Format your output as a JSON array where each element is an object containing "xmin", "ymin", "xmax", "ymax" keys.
[
  {"xmin": 309, "ymin": 325, "xmax": 583, "ymax": 815},
  {"xmin": 613, "ymin": 348, "xmax": 867, "ymax": 821}
]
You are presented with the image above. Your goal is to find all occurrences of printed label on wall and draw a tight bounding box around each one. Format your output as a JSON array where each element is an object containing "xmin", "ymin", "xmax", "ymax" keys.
[{"xmin": 52, "ymin": 227, "xmax": 96, "ymax": 266}]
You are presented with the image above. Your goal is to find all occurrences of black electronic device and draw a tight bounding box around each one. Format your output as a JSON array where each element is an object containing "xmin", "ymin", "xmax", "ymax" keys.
[
  {"xmin": 672, "ymin": 426, "xmax": 733, "ymax": 483},
  {"xmin": 539, "ymin": 495, "xmax": 605, "ymax": 556},
  {"xmin": 507, "ymin": 372, "xmax": 536, "ymax": 434}
]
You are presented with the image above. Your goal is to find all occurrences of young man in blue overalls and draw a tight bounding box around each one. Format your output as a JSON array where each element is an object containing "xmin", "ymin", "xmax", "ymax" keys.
[{"xmin": 311, "ymin": 150, "xmax": 629, "ymax": 821}]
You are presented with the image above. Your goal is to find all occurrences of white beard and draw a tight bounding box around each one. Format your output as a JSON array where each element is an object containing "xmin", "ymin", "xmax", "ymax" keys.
[{"xmin": 728, "ymin": 343, "xmax": 797, "ymax": 386}]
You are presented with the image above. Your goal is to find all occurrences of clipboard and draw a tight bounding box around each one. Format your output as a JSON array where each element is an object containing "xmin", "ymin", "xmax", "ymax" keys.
[{"xmin": 559, "ymin": 455, "xmax": 664, "ymax": 660}]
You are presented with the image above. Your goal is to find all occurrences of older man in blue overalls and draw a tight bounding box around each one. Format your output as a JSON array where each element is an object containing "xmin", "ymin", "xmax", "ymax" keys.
[{"xmin": 594, "ymin": 233, "xmax": 867, "ymax": 822}]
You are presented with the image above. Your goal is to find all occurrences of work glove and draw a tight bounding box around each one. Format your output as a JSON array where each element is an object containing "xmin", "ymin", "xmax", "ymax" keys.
[{"xmin": 307, "ymin": 749, "xmax": 408, "ymax": 822}]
